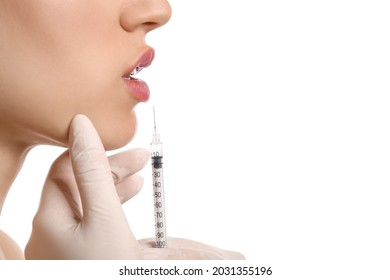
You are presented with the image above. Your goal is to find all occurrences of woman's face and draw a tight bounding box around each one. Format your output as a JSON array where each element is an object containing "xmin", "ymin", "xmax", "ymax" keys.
[{"xmin": 0, "ymin": 0, "xmax": 171, "ymax": 150}]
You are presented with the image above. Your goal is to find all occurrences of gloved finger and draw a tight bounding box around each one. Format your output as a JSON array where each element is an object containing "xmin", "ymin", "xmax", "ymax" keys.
[
  {"xmin": 108, "ymin": 149, "xmax": 148, "ymax": 203},
  {"xmin": 109, "ymin": 148, "xmax": 149, "ymax": 183},
  {"xmin": 116, "ymin": 175, "xmax": 144, "ymax": 203}
]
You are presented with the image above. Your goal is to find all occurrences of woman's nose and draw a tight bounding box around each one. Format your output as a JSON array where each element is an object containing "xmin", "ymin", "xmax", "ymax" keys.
[{"xmin": 120, "ymin": 0, "xmax": 172, "ymax": 33}]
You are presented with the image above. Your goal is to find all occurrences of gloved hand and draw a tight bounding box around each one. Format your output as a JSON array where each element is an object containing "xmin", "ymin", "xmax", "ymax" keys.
[
  {"xmin": 25, "ymin": 114, "xmax": 244, "ymax": 260},
  {"xmin": 138, "ymin": 237, "xmax": 245, "ymax": 259}
]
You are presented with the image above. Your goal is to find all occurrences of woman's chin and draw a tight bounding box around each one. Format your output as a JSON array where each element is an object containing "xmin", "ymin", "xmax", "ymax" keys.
[
  {"xmin": 98, "ymin": 116, "xmax": 138, "ymax": 151},
  {"xmin": 102, "ymin": 130, "xmax": 136, "ymax": 151}
]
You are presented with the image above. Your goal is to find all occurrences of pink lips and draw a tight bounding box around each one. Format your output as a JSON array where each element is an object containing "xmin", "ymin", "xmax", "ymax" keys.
[{"xmin": 122, "ymin": 48, "xmax": 155, "ymax": 102}]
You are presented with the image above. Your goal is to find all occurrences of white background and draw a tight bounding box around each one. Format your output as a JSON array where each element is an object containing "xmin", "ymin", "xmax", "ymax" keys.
[{"xmin": 1, "ymin": 0, "xmax": 390, "ymax": 278}]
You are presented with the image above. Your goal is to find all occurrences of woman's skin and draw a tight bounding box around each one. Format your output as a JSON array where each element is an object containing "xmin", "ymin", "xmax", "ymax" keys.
[
  {"xmin": 0, "ymin": 0, "xmax": 171, "ymax": 259},
  {"xmin": 0, "ymin": 1, "xmax": 244, "ymax": 259}
]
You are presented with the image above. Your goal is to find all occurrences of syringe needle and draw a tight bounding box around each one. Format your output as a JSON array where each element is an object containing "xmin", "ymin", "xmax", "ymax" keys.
[{"xmin": 153, "ymin": 106, "xmax": 157, "ymax": 132}]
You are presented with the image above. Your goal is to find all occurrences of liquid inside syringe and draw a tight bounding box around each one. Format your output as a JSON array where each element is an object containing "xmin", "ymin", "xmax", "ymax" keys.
[{"xmin": 151, "ymin": 108, "xmax": 167, "ymax": 248}]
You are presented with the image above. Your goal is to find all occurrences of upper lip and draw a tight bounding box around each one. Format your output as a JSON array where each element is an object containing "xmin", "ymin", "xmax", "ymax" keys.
[{"xmin": 122, "ymin": 47, "xmax": 155, "ymax": 79}]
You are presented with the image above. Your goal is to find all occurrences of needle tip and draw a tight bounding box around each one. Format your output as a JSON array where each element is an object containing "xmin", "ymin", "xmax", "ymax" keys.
[{"xmin": 153, "ymin": 107, "xmax": 157, "ymax": 130}]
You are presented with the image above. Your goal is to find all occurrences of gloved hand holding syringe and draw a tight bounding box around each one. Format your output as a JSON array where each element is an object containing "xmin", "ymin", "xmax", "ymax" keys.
[
  {"xmin": 150, "ymin": 107, "xmax": 167, "ymax": 248},
  {"xmin": 26, "ymin": 113, "xmax": 244, "ymax": 259}
]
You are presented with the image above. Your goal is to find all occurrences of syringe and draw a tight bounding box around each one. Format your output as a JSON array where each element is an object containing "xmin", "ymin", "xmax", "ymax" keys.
[{"xmin": 151, "ymin": 107, "xmax": 167, "ymax": 248}]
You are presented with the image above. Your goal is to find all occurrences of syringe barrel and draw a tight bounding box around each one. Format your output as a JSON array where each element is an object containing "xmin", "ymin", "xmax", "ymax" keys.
[{"xmin": 151, "ymin": 140, "xmax": 167, "ymax": 248}]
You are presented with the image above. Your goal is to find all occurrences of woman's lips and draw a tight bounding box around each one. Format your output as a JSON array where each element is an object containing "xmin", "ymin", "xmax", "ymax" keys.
[
  {"xmin": 122, "ymin": 48, "xmax": 155, "ymax": 102},
  {"xmin": 123, "ymin": 78, "xmax": 150, "ymax": 102}
]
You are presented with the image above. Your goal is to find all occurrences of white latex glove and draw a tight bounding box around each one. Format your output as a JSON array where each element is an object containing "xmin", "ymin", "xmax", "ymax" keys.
[{"xmin": 25, "ymin": 114, "xmax": 244, "ymax": 260}]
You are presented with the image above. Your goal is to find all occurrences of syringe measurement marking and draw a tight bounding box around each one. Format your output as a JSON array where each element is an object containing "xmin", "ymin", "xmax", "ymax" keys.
[{"xmin": 152, "ymin": 154, "xmax": 166, "ymax": 248}]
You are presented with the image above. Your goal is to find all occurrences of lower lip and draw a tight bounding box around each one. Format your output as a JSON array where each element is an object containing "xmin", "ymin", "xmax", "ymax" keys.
[{"xmin": 123, "ymin": 78, "xmax": 150, "ymax": 102}]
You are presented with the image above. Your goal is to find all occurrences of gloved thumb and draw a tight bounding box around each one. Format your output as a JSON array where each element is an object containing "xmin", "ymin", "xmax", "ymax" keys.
[{"xmin": 68, "ymin": 115, "xmax": 132, "ymax": 227}]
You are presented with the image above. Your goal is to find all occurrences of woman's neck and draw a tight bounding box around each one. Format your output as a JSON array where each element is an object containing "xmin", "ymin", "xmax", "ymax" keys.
[{"xmin": 0, "ymin": 142, "xmax": 29, "ymax": 214}]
